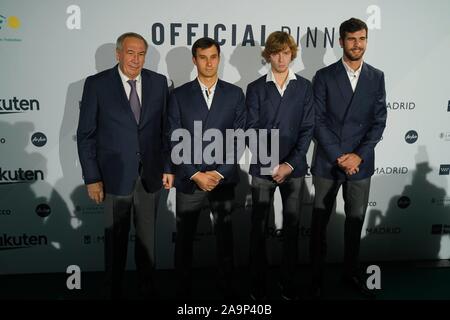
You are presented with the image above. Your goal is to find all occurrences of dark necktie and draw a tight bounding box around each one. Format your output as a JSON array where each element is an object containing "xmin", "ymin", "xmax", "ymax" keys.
[{"xmin": 127, "ymin": 79, "xmax": 141, "ymax": 124}]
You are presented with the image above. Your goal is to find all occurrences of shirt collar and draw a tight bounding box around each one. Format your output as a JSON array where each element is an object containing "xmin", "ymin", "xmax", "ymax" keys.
[
  {"xmin": 197, "ymin": 77, "xmax": 218, "ymax": 92},
  {"xmin": 341, "ymin": 58, "xmax": 363, "ymax": 76},
  {"xmin": 266, "ymin": 68, "xmax": 297, "ymax": 83},
  {"xmin": 118, "ymin": 65, "xmax": 142, "ymax": 84}
]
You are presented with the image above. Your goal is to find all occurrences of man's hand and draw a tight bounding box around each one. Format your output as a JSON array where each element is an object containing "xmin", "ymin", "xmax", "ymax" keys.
[
  {"xmin": 192, "ymin": 172, "xmax": 220, "ymax": 191},
  {"xmin": 205, "ymin": 171, "xmax": 223, "ymax": 182},
  {"xmin": 162, "ymin": 173, "xmax": 175, "ymax": 189},
  {"xmin": 272, "ymin": 163, "xmax": 293, "ymax": 184},
  {"xmin": 87, "ymin": 181, "xmax": 104, "ymax": 204},
  {"xmin": 337, "ymin": 153, "xmax": 362, "ymax": 176}
]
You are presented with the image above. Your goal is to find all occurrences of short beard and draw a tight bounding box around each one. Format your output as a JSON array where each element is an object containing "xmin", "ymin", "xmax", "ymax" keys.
[{"xmin": 344, "ymin": 50, "xmax": 364, "ymax": 61}]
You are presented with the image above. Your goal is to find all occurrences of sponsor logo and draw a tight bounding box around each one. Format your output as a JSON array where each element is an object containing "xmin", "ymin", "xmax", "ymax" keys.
[
  {"xmin": 267, "ymin": 227, "xmax": 284, "ymax": 240},
  {"xmin": 0, "ymin": 209, "xmax": 12, "ymax": 215},
  {"xmin": 31, "ymin": 132, "xmax": 47, "ymax": 147},
  {"xmin": 75, "ymin": 204, "xmax": 104, "ymax": 215},
  {"xmin": 0, "ymin": 168, "xmax": 44, "ymax": 185},
  {"xmin": 0, "ymin": 13, "xmax": 22, "ymax": 42},
  {"xmin": 431, "ymin": 197, "xmax": 450, "ymax": 206},
  {"xmin": 386, "ymin": 101, "xmax": 415, "ymax": 110},
  {"xmin": 366, "ymin": 226, "xmax": 401, "ymax": 235},
  {"xmin": 0, "ymin": 233, "xmax": 48, "ymax": 250},
  {"xmin": 439, "ymin": 132, "xmax": 450, "ymax": 141},
  {"xmin": 0, "ymin": 14, "xmax": 21, "ymax": 30},
  {"xmin": 375, "ymin": 167, "xmax": 408, "ymax": 175},
  {"xmin": 35, "ymin": 204, "xmax": 51, "ymax": 217},
  {"xmin": 83, "ymin": 234, "xmax": 135, "ymax": 245},
  {"xmin": 431, "ymin": 224, "xmax": 450, "ymax": 235},
  {"xmin": 439, "ymin": 165, "xmax": 450, "ymax": 175},
  {"xmin": 405, "ymin": 130, "xmax": 418, "ymax": 144},
  {"xmin": 397, "ymin": 196, "xmax": 411, "ymax": 209},
  {"xmin": 0, "ymin": 97, "xmax": 40, "ymax": 114}
]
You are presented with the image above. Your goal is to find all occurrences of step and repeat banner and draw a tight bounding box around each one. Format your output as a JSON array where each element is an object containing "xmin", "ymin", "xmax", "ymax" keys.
[{"xmin": 1, "ymin": 0, "xmax": 449, "ymax": 274}]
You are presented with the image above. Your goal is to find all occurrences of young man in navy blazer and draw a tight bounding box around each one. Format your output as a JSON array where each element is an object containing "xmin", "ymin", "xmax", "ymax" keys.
[
  {"xmin": 309, "ymin": 18, "xmax": 387, "ymax": 298},
  {"xmin": 246, "ymin": 31, "xmax": 314, "ymax": 300},
  {"xmin": 167, "ymin": 37, "xmax": 246, "ymax": 298},
  {"xmin": 77, "ymin": 32, "xmax": 174, "ymax": 299}
]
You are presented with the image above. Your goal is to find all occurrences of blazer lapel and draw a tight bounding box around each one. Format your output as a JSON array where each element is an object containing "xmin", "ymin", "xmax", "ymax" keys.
[
  {"xmin": 334, "ymin": 61, "xmax": 354, "ymax": 108},
  {"xmin": 266, "ymin": 81, "xmax": 281, "ymax": 114},
  {"xmin": 271, "ymin": 79, "xmax": 297, "ymax": 128},
  {"xmin": 111, "ymin": 66, "xmax": 139, "ymax": 125},
  {"xmin": 139, "ymin": 71, "xmax": 152, "ymax": 128},
  {"xmin": 190, "ymin": 80, "xmax": 210, "ymax": 122},
  {"xmin": 346, "ymin": 63, "xmax": 370, "ymax": 115},
  {"xmin": 204, "ymin": 80, "xmax": 224, "ymax": 129},
  {"xmin": 262, "ymin": 80, "xmax": 282, "ymax": 128}
]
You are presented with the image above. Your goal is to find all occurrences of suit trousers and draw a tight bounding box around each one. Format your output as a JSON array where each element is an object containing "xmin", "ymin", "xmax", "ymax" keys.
[
  {"xmin": 249, "ymin": 175, "xmax": 304, "ymax": 292},
  {"xmin": 174, "ymin": 184, "xmax": 235, "ymax": 296},
  {"xmin": 103, "ymin": 177, "xmax": 161, "ymax": 299},
  {"xmin": 309, "ymin": 175, "xmax": 371, "ymax": 284}
]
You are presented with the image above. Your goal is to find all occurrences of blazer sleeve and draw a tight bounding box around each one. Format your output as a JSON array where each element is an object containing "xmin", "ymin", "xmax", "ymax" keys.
[
  {"xmin": 167, "ymin": 90, "xmax": 199, "ymax": 178},
  {"xmin": 313, "ymin": 70, "xmax": 344, "ymax": 163},
  {"xmin": 76, "ymin": 77, "xmax": 102, "ymax": 185},
  {"xmin": 354, "ymin": 72, "xmax": 387, "ymax": 160},
  {"xmin": 215, "ymin": 88, "xmax": 247, "ymax": 178},
  {"xmin": 284, "ymin": 81, "xmax": 315, "ymax": 169}
]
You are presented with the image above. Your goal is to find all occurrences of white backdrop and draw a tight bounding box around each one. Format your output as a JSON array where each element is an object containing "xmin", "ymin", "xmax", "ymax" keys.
[{"xmin": 1, "ymin": 0, "xmax": 449, "ymax": 274}]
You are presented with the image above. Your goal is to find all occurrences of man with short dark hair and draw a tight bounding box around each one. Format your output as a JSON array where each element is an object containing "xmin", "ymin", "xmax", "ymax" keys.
[
  {"xmin": 77, "ymin": 32, "xmax": 174, "ymax": 299},
  {"xmin": 246, "ymin": 31, "xmax": 314, "ymax": 300},
  {"xmin": 309, "ymin": 18, "xmax": 387, "ymax": 298},
  {"xmin": 167, "ymin": 37, "xmax": 246, "ymax": 298}
]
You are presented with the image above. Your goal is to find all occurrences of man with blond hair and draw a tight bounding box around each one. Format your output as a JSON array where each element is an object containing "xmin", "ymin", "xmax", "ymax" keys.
[{"xmin": 245, "ymin": 31, "xmax": 314, "ymax": 300}]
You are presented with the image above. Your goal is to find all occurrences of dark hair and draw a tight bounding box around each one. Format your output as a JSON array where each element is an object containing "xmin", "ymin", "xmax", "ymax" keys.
[
  {"xmin": 339, "ymin": 18, "xmax": 368, "ymax": 40},
  {"xmin": 116, "ymin": 32, "xmax": 148, "ymax": 51},
  {"xmin": 191, "ymin": 37, "xmax": 221, "ymax": 57},
  {"xmin": 262, "ymin": 31, "xmax": 298, "ymax": 63}
]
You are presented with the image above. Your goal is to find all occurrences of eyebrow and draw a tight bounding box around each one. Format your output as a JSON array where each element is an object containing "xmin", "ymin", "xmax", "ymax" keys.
[{"xmin": 126, "ymin": 49, "xmax": 146, "ymax": 53}]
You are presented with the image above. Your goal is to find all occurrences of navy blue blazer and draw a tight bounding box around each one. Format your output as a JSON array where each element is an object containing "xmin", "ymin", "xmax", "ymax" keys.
[
  {"xmin": 167, "ymin": 79, "xmax": 246, "ymax": 194},
  {"xmin": 77, "ymin": 65, "xmax": 171, "ymax": 195},
  {"xmin": 311, "ymin": 60, "xmax": 387, "ymax": 181},
  {"xmin": 245, "ymin": 74, "xmax": 314, "ymax": 179}
]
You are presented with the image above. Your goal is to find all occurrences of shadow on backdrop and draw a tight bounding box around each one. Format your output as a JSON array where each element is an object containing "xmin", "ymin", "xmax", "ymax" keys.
[
  {"xmin": 229, "ymin": 42, "xmax": 264, "ymax": 91},
  {"xmin": 297, "ymin": 30, "xmax": 327, "ymax": 82},
  {"xmin": 166, "ymin": 46, "xmax": 194, "ymax": 91}
]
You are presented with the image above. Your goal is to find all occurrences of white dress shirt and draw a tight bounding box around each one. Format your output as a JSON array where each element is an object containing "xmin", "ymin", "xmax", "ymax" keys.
[
  {"xmin": 342, "ymin": 58, "xmax": 363, "ymax": 92},
  {"xmin": 266, "ymin": 68, "xmax": 297, "ymax": 97},
  {"xmin": 198, "ymin": 78, "xmax": 217, "ymax": 109}
]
